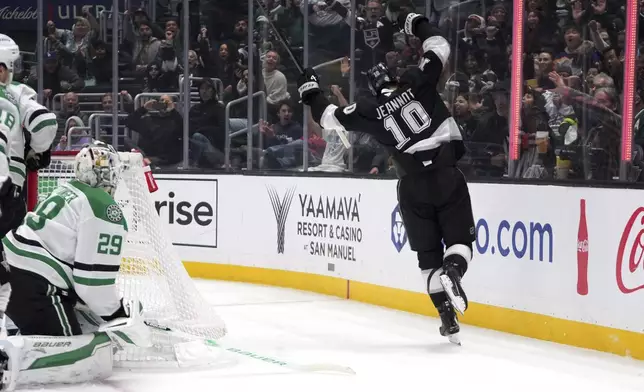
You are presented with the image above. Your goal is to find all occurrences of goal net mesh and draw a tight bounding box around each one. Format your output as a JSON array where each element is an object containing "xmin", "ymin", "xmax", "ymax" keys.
[{"xmin": 34, "ymin": 152, "xmax": 227, "ymax": 367}]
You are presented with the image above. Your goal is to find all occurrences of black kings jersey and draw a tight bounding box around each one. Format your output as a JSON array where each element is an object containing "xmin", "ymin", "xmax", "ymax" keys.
[{"xmin": 315, "ymin": 36, "xmax": 464, "ymax": 177}]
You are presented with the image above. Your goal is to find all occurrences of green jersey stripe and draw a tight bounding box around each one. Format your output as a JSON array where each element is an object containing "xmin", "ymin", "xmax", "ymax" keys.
[
  {"xmin": 50, "ymin": 288, "xmax": 72, "ymax": 336},
  {"xmin": 2, "ymin": 237, "xmax": 73, "ymax": 288},
  {"xmin": 9, "ymin": 165, "xmax": 25, "ymax": 179},
  {"xmin": 31, "ymin": 118, "xmax": 58, "ymax": 134},
  {"xmin": 73, "ymin": 276, "xmax": 116, "ymax": 286}
]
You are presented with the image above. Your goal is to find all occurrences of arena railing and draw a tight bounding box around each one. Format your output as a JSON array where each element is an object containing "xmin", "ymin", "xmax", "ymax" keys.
[
  {"xmin": 133, "ymin": 93, "xmax": 182, "ymax": 110},
  {"xmin": 129, "ymin": 93, "xmax": 182, "ymax": 146},
  {"xmin": 66, "ymin": 126, "xmax": 93, "ymax": 149},
  {"xmin": 224, "ymin": 91, "xmax": 267, "ymax": 170},
  {"xmin": 178, "ymin": 76, "xmax": 225, "ymax": 105},
  {"xmin": 99, "ymin": 10, "xmax": 125, "ymax": 44},
  {"xmin": 51, "ymin": 93, "xmax": 125, "ymax": 113},
  {"xmin": 19, "ymin": 0, "xmax": 639, "ymax": 184},
  {"xmin": 87, "ymin": 113, "xmax": 129, "ymax": 148}
]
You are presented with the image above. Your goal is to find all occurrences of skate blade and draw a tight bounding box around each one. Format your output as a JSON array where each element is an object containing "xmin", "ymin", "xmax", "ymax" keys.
[
  {"xmin": 447, "ymin": 333, "xmax": 461, "ymax": 345},
  {"xmin": 439, "ymin": 274, "xmax": 466, "ymax": 315}
]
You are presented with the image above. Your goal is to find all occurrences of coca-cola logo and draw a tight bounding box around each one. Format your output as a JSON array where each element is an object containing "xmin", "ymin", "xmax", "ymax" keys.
[
  {"xmin": 578, "ymin": 239, "xmax": 588, "ymax": 253},
  {"xmin": 616, "ymin": 207, "xmax": 644, "ymax": 293}
]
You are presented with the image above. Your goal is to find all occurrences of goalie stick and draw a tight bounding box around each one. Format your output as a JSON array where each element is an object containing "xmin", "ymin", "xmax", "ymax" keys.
[
  {"xmin": 254, "ymin": 0, "xmax": 352, "ymax": 149},
  {"xmin": 144, "ymin": 321, "xmax": 356, "ymax": 375}
]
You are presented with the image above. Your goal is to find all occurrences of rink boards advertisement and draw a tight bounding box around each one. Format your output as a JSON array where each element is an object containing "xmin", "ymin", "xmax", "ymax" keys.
[{"xmin": 148, "ymin": 174, "xmax": 644, "ymax": 359}]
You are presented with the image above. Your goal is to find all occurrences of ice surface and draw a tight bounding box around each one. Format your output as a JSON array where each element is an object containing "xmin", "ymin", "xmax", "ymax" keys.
[{"xmin": 25, "ymin": 279, "xmax": 644, "ymax": 392}]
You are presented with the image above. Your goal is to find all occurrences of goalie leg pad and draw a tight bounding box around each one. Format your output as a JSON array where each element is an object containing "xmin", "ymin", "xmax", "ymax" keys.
[{"xmin": 0, "ymin": 332, "xmax": 113, "ymax": 390}]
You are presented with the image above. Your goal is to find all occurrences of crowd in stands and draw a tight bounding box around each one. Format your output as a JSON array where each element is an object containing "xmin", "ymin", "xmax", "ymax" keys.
[{"xmin": 9, "ymin": 0, "xmax": 642, "ymax": 181}]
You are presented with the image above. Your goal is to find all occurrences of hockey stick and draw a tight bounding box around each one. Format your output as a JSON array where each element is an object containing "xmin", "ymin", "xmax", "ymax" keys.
[
  {"xmin": 144, "ymin": 321, "xmax": 356, "ymax": 375},
  {"xmin": 255, "ymin": 0, "xmax": 352, "ymax": 149},
  {"xmin": 255, "ymin": 0, "xmax": 304, "ymax": 73}
]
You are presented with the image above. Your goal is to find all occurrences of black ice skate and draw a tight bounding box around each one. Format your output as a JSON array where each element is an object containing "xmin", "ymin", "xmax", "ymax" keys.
[
  {"xmin": 437, "ymin": 301, "xmax": 460, "ymax": 345},
  {"xmin": 439, "ymin": 262, "xmax": 468, "ymax": 315}
]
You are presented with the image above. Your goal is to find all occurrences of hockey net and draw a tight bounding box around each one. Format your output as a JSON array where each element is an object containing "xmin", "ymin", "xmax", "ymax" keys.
[{"xmin": 27, "ymin": 151, "xmax": 227, "ymax": 368}]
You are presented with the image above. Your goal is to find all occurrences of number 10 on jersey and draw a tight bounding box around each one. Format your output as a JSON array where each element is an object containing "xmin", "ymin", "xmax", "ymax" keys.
[{"xmin": 383, "ymin": 101, "xmax": 432, "ymax": 150}]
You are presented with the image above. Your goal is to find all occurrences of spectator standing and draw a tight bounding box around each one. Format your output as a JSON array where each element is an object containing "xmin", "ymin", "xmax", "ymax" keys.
[
  {"xmin": 154, "ymin": 40, "xmax": 184, "ymax": 92},
  {"xmin": 354, "ymin": 0, "xmax": 395, "ymax": 78},
  {"xmin": 132, "ymin": 22, "xmax": 161, "ymax": 76},
  {"xmin": 28, "ymin": 52, "xmax": 84, "ymax": 99},
  {"xmin": 188, "ymin": 78, "xmax": 227, "ymax": 168},
  {"xmin": 126, "ymin": 95, "xmax": 184, "ymax": 168},
  {"xmin": 262, "ymin": 51, "xmax": 291, "ymax": 116}
]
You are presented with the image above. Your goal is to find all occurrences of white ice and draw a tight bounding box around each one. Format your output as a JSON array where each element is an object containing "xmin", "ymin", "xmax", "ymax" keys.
[{"xmin": 27, "ymin": 279, "xmax": 644, "ymax": 392}]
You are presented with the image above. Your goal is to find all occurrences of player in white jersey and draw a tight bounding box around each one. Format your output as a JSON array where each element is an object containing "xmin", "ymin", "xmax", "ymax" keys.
[
  {"xmin": 0, "ymin": 34, "xmax": 23, "ymax": 223},
  {"xmin": 0, "ymin": 142, "xmax": 150, "ymax": 391},
  {"xmin": 7, "ymin": 80, "xmax": 58, "ymax": 188},
  {"xmin": 0, "ymin": 34, "xmax": 58, "ymax": 240}
]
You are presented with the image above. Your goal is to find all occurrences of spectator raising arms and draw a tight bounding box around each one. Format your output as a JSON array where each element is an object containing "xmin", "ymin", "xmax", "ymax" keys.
[
  {"xmin": 7, "ymin": 0, "xmax": 639, "ymax": 178},
  {"xmin": 28, "ymin": 52, "xmax": 84, "ymax": 99}
]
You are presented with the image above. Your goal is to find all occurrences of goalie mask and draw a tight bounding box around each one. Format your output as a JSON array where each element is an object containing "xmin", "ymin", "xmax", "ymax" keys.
[
  {"xmin": 75, "ymin": 142, "xmax": 121, "ymax": 196},
  {"xmin": 0, "ymin": 34, "xmax": 21, "ymax": 85}
]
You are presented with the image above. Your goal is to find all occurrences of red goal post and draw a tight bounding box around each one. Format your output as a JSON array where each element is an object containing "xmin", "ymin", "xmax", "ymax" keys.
[{"xmin": 26, "ymin": 151, "xmax": 79, "ymax": 212}]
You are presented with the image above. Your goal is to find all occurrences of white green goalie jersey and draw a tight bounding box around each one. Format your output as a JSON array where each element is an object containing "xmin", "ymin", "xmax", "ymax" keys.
[
  {"xmin": 0, "ymin": 82, "xmax": 58, "ymax": 187},
  {"xmin": 2, "ymin": 180, "xmax": 128, "ymax": 317}
]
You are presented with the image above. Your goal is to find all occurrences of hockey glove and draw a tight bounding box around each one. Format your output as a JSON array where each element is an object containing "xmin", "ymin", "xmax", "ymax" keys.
[
  {"xmin": 297, "ymin": 67, "xmax": 322, "ymax": 106},
  {"xmin": 397, "ymin": 12, "xmax": 428, "ymax": 36},
  {"xmin": 25, "ymin": 148, "xmax": 52, "ymax": 172},
  {"xmin": 0, "ymin": 178, "xmax": 21, "ymax": 223}
]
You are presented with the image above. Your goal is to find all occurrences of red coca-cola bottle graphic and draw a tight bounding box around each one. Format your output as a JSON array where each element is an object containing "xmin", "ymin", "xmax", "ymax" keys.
[{"xmin": 577, "ymin": 199, "xmax": 589, "ymax": 295}]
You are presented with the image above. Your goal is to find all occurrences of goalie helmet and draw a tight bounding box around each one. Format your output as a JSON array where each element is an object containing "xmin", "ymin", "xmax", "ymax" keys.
[
  {"xmin": 75, "ymin": 141, "xmax": 121, "ymax": 196},
  {"xmin": 0, "ymin": 34, "xmax": 21, "ymax": 85}
]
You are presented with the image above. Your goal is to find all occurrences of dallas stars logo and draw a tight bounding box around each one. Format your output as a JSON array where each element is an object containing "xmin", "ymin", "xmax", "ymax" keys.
[{"xmin": 106, "ymin": 204, "xmax": 123, "ymax": 223}]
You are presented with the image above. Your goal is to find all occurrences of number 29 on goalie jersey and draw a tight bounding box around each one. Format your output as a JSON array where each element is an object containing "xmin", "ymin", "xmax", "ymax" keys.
[{"xmin": 2, "ymin": 180, "xmax": 129, "ymax": 318}]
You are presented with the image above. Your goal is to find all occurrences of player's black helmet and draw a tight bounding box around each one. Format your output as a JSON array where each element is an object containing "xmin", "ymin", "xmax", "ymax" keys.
[{"xmin": 366, "ymin": 62, "xmax": 396, "ymax": 96}]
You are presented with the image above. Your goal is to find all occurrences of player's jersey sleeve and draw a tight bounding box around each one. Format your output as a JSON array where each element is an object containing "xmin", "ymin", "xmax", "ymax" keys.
[
  {"xmin": 13, "ymin": 83, "xmax": 58, "ymax": 153},
  {"xmin": 0, "ymin": 88, "xmax": 16, "ymax": 178},
  {"xmin": 403, "ymin": 14, "xmax": 450, "ymax": 86},
  {"xmin": 309, "ymin": 93, "xmax": 379, "ymax": 140},
  {"xmin": 8, "ymin": 119, "xmax": 25, "ymax": 186},
  {"xmin": 73, "ymin": 183, "xmax": 128, "ymax": 317},
  {"xmin": 0, "ymin": 122, "xmax": 9, "ymax": 179},
  {"xmin": 417, "ymin": 35, "xmax": 450, "ymax": 86}
]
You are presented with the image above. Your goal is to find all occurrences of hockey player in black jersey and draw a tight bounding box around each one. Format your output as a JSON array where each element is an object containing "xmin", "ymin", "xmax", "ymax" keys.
[{"xmin": 297, "ymin": 12, "xmax": 476, "ymax": 343}]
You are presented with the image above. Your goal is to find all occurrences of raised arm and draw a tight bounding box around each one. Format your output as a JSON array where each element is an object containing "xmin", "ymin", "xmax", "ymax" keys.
[
  {"xmin": 297, "ymin": 68, "xmax": 363, "ymax": 148},
  {"xmin": 398, "ymin": 13, "xmax": 451, "ymax": 85}
]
